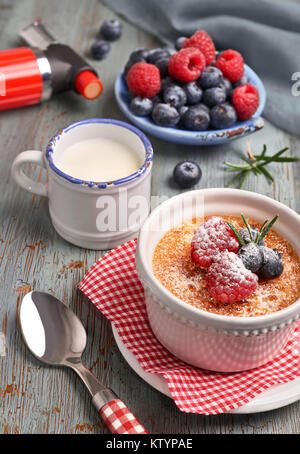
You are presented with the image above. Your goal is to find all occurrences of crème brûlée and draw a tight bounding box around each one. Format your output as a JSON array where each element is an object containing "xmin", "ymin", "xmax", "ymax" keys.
[{"xmin": 152, "ymin": 215, "xmax": 300, "ymax": 317}]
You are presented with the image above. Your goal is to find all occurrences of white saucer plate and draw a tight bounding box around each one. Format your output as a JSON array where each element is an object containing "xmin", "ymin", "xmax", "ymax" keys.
[{"xmin": 112, "ymin": 325, "xmax": 300, "ymax": 414}]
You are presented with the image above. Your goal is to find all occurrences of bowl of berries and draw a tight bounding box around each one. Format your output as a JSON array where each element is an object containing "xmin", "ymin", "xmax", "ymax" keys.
[{"xmin": 115, "ymin": 30, "xmax": 266, "ymax": 146}]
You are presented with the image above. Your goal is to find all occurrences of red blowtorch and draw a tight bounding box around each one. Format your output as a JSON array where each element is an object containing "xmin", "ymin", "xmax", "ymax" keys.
[{"xmin": 0, "ymin": 21, "xmax": 103, "ymax": 110}]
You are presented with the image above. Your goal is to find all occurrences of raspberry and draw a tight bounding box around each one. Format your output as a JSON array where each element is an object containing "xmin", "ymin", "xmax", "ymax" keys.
[
  {"xmin": 191, "ymin": 216, "xmax": 240, "ymax": 267},
  {"xmin": 215, "ymin": 49, "xmax": 244, "ymax": 82},
  {"xmin": 168, "ymin": 48, "xmax": 206, "ymax": 83},
  {"xmin": 182, "ymin": 30, "xmax": 216, "ymax": 66},
  {"xmin": 126, "ymin": 62, "xmax": 161, "ymax": 98},
  {"xmin": 232, "ymin": 83, "xmax": 260, "ymax": 120},
  {"xmin": 206, "ymin": 251, "xmax": 258, "ymax": 303}
]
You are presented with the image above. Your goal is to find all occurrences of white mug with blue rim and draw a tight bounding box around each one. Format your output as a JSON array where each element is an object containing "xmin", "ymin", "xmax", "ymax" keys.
[{"xmin": 11, "ymin": 118, "xmax": 153, "ymax": 250}]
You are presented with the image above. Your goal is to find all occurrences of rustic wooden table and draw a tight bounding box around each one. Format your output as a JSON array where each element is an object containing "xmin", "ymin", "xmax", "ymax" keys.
[{"xmin": 0, "ymin": 0, "xmax": 299, "ymax": 435}]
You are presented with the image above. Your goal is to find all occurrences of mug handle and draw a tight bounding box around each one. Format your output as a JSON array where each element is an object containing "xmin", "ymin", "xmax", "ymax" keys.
[{"xmin": 11, "ymin": 150, "xmax": 48, "ymax": 197}]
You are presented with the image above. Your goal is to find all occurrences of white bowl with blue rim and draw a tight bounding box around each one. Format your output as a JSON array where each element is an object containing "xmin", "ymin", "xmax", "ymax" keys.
[{"xmin": 114, "ymin": 64, "xmax": 266, "ymax": 146}]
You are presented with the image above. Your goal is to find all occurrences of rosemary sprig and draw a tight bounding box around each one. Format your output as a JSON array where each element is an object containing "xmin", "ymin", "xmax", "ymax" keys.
[
  {"xmin": 257, "ymin": 219, "xmax": 269, "ymax": 236},
  {"xmin": 255, "ymin": 215, "xmax": 278, "ymax": 244},
  {"xmin": 241, "ymin": 213, "xmax": 253, "ymax": 241},
  {"xmin": 224, "ymin": 142, "xmax": 299, "ymax": 189},
  {"xmin": 227, "ymin": 214, "xmax": 279, "ymax": 245},
  {"xmin": 227, "ymin": 221, "xmax": 245, "ymax": 245}
]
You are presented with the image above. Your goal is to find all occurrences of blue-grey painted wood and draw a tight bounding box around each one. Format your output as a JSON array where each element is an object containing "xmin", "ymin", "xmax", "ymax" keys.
[{"xmin": 0, "ymin": 0, "xmax": 299, "ymax": 434}]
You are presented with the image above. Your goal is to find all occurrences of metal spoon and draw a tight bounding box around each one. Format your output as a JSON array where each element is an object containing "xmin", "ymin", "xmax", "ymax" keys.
[{"xmin": 19, "ymin": 291, "xmax": 148, "ymax": 434}]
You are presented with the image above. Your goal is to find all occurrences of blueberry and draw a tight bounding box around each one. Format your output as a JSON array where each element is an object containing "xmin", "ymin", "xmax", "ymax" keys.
[
  {"xmin": 239, "ymin": 227, "xmax": 265, "ymax": 246},
  {"xmin": 165, "ymin": 47, "xmax": 177, "ymax": 56},
  {"xmin": 210, "ymin": 103, "xmax": 237, "ymax": 129},
  {"xmin": 129, "ymin": 48, "xmax": 150, "ymax": 61},
  {"xmin": 163, "ymin": 84, "xmax": 187, "ymax": 108},
  {"xmin": 100, "ymin": 19, "xmax": 123, "ymax": 41},
  {"xmin": 259, "ymin": 247, "xmax": 284, "ymax": 279},
  {"xmin": 161, "ymin": 76, "xmax": 175, "ymax": 92},
  {"xmin": 173, "ymin": 161, "xmax": 202, "ymax": 188},
  {"xmin": 124, "ymin": 56, "xmax": 147, "ymax": 75},
  {"xmin": 203, "ymin": 86, "xmax": 227, "ymax": 107},
  {"xmin": 178, "ymin": 105, "xmax": 189, "ymax": 127},
  {"xmin": 181, "ymin": 105, "xmax": 210, "ymax": 130},
  {"xmin": 90, "ymin": 40, "xmax": 110, "ymax": 60},
  {"xmin": 198, "ymin": 66, "xmax": 223, "ymax": 89},
  {"xmin": 194, "ymin": 102, "xmax": 209, "ymax": 114},
  {"xmin": 183, "ymin": 81, "xmax": 203, "ymax": 105},
  {"xmin": 219, "ymin": 78, "xmax": 232, "ymax": 96},
  {"xmin": 130, "ymin": 96, "xmax": 153, "ymax": 116},
  {"xmin": 152, "ymin": 94, "xmax": 162, "ymax": 106},
  {"xmin": 175, "ymin": 36, "xmax": 187, "ymax": 50},
  {"xmin": 232, "ymin": 74, "xmax": 249, "ymax": 89},
  {"xmin": 179, "ymin": 105, "xmax": 189, "ymax": 116},
  {"xmin": 237, "ymin": 242, "xmax": 264, "ymax": 273},
  {"xmin": 152, "ymin": 103, "xmax": 180, "ymax": 127},
  {"xmin": 147, "ymin": 48, "xmax": 170, "ymax": 64},
  {"xmin": 155, "ymin": 57, "xmax": 169, "ymax": 77}
]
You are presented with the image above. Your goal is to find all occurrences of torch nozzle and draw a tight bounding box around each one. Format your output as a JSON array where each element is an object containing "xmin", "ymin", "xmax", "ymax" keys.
[{"xmin": 75, "ymin": 71, "xmax": 103, "ymax": 100}]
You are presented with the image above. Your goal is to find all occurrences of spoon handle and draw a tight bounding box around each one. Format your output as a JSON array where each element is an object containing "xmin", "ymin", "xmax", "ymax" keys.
[
  {"xmin": 99, "ymin": 398, "xmax": 148, "ymax": 434},
  {"xmin": 73, "ymin": 363, "xmax": 148, "ymax": 434}
]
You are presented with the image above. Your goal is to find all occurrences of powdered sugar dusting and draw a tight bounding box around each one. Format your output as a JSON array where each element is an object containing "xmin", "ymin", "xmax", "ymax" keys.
[
  {"xmin": 191, "ymin": 216, "xmax": 239, "ymax": 267},
  {"xmin": 206, "ymin": 251, "xmax": 258, "ymax": 302},
  {"xmin": 152, "ymin": 215, "xmax": 300, "ymax": 317}
]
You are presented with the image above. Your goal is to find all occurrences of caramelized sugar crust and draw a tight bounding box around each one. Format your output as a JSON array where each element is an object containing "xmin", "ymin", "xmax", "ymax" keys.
[{"xmin": 152, "ymin": 215, "xmax": 300, "ymax": 317}]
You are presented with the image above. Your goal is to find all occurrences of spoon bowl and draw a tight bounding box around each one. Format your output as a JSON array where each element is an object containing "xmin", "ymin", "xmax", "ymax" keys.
[{"xmin": 20, "ymin": 291, "xmax": 87, "ymax": 366}]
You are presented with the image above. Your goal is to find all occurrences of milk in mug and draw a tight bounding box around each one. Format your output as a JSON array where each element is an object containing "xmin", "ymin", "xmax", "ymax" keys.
[{"xmin": 53, "ymin": 137, "xmax": 143, "ymax": 182}]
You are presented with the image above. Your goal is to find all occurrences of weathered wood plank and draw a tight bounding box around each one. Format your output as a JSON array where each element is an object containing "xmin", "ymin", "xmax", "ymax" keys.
[{"xmin": 0, "ymin": 0, "xmax": 299, "ymax": 434}]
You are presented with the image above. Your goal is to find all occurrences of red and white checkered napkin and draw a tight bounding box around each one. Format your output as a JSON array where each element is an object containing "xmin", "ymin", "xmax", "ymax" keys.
[{"xmin": 79, "ymin": 239, "xmax": 300, "ymax": 415}]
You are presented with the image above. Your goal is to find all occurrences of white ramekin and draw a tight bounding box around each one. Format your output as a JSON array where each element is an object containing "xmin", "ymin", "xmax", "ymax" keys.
[{"xmin": 135, "ymin": 188, "xmax": 300, "ymax": 372}]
